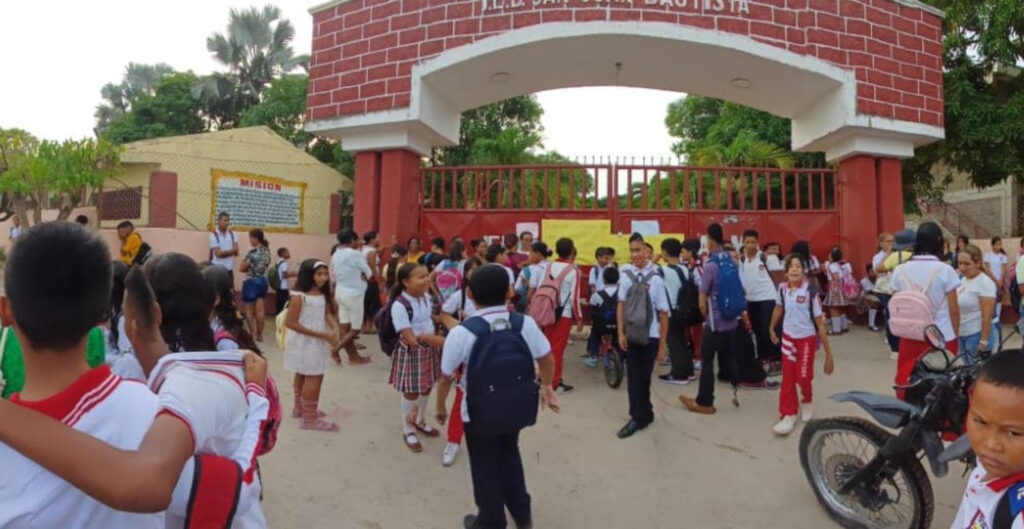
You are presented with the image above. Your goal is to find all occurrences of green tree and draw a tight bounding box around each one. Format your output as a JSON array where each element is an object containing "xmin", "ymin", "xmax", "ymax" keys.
[
  {"xmin": 94, "ymin": 63, "xmax": 175, "ymax": 135},
  {"xmin": 0, "ymin": 128, "xmax": 38, "ymax": 222},
  {"xmin": 664, "ymin": 95, "xmax": 825, "ymax": 168},
  {"xmin": 432, "ymin": 95, "xmax": 545, "ymax": 166},
  {"xmin": 102, "ymin": 73, "xmax": 209, "ymax": 144},
  {"xmin": 905, "ymin": 0, "xmax": 1024, "ymax": 206},
  {"xmin": 0, "ymin": 134, "xmax": 121, "ymax": 225},
  {"xmin": 194, "ymin": 5, "xmax": 309, "ymax": 129}
]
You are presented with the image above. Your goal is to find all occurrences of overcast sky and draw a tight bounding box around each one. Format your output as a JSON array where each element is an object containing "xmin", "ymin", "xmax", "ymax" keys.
[{"xmin": 1, "ymin": 1, "xmax": 679, "ymax": 160}]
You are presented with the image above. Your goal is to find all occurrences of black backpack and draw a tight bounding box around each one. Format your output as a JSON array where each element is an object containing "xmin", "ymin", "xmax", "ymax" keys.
[
  {"xmin": 593, "ymin": 289, "xmax": 619, "ymax": 336},
  {"xmin": 463, "ymin": 313, "xmax": 539, "ymax": 435},
  {"xmin": 374, "ymin": 296, "xmax": 413, "ymax": 357},
  {"xmin": 669, "ymin": 265, "xmax": 703, "ymax": 327},
  {"xmin": 1011, "ymin": 269, "xmax": 1021, "ymax": 318}
]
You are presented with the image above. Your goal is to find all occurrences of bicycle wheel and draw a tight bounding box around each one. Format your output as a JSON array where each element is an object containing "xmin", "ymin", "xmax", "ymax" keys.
[{"xmin": 604, "ymin": 346, "xmax": 624, "ymax": 389}]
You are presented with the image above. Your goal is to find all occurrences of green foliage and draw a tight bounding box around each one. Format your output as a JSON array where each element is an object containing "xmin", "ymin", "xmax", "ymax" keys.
[
  {"xmin": 194, "ymin": 5, "xmax": 309, "ymax": 129},
  {"xmin": 102, "ymin": 73, "xmax": 209, "ymax": 144},
  {"xmin": 239, "ymin": 74, "xmax": 311, "ymax": 146},
  {"xmin": 0, "ymin": 131, "xmax": 121, "ymax": 225},
  {"xmin": 433, "ymin": 96, "xmax": 545, "ymax": 166},
  {"xmin": 664, "ymin": 96, "xmax": 825, "ymax": 168},
  {"xmin": 94, "ymin": 63, "xmax": 175, "ymax": 134},
  {"xmin": 906, "ymin": 0, "xmax": 1024, "ymax": 200}
]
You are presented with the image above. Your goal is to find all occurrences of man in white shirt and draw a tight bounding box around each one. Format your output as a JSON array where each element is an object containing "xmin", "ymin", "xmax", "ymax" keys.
[
  {"xmin": 739, "ymin": 230, "xmax": 782, "ymax": 371},
  {"xmin": 528, "ymin": 238, "xmax": 582, "ymax": 394},
  {"xmin": 331, "ymin": 228, "xmax": 373, "ymax": 364},
  {"xmin": 435, "ymin": 265, "xmax": 558, "ymax": 529},
  {"xmin": 209, "ymin": 211, "xmax": 239, "ymax": 278},
  {"xmin": 8, "ymin": 215, "xmax": 22, "ymax": 242},
  {"xmin": 616, "ymin": 234, "xmax": 669, "ymax": 439}
]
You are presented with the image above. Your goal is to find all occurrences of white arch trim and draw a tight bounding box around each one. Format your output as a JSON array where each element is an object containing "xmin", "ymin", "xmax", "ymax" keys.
[{"xmin": 307, "ymin": 21, "xmax": 944, "ymax": 161}]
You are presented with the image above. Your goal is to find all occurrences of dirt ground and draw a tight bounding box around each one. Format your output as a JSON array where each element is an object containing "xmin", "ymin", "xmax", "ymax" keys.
[{"xmin": 258, "ymin": 325, "xmax": 993, "ymax": 529}]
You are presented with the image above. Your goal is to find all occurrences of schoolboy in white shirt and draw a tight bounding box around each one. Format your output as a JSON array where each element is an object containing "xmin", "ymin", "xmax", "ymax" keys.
[{"xmin": 952, "ymin": 350, "xmax": 1024, "ymax": 529}]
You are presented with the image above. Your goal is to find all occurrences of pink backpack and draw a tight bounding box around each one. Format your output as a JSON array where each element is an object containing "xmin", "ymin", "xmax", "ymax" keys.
[
  {"xmin": 888, "ymin": 267, "xmax": 943, "ymax": 341},
  {"xmin": 527, "ymin": 263, "xmax": 575, "ymax": 328},
  {"xmin": 839, "ymin": 262, "xmax": 861, "ymax": 299},
  {"xmin": 214, "ymin": 328, "xmax": 281, "ymax": 455}
]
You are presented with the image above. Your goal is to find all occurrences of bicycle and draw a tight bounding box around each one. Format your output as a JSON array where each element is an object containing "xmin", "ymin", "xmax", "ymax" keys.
[{"xmin": 599, "ymin": 333, "xmax": 624, "ymax": 389}]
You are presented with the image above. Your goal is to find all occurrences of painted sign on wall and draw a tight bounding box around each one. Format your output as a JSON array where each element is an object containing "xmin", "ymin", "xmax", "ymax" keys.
[{"xmin": 211, "ymin": 169, "xmax": 307, "ymax": 233}]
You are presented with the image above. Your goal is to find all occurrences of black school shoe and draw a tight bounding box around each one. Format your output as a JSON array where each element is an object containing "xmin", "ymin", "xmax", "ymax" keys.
[{"xmin": 617, "ymin": 420, "xmax": 649, "ymax": 439}]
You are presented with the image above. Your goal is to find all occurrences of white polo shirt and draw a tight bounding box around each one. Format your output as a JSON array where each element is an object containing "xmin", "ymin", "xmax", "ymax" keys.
[
  {"xmin": 775, "ymin": 281, "xmax": 823, "ymax": 339},
  {"xmin": 589, "ymin": 264, "xmax": 613, "ymax": 292},
  {"xmin": 618, "ymin": 262, "xmax": 670, "ymax": 339},
  {"xmin": 278, "ymin": 259, "xmax": 290, "ymax": 290},
  {"xmin": 391, "ymin": 292, "xmax": 434, "ymax": 335},
  {"xmin": 209, "ymin": 229, "xmax": 237, "ymax": 271},
  {"xmin": 442, "ymin": 289, "xmax": 478, "ymax": 319},
  {"xmin": 440, "ymin": 307, "xmax": 551, "ymax": 422},
  {"xmin": 148, "ymin": 351, "xmax": 266, "ymax": 528},
  {"xmin": 331, "ymin": 247, "xmax": 372, "ymax": 297},
  {"xmin": 739, "ymin": 252, "xmax": 778, "ymax": 302},
  {"xmin": 0, "ymin": 366, "xmax": 163, "ymax": 529},
  {"xmin": 951, "ymin": 464, "xmax": 1024, "ymax": 528},
  {"xmin": 529, "ymin": 261, "xmax": 581, "ymax": 320},
  {"xmin": 891, "ymin": 256, "xmax": 961, "ymax": 341}
]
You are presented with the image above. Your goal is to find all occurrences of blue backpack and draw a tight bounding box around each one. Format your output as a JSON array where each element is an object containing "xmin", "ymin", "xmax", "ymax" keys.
[
  {"xmin": 712, "ymin": 252, "xmax": 747, "ymax": 320},
  {"xmin": 462, "ymin": 313, "xmax": 539, "ymax": 435}
]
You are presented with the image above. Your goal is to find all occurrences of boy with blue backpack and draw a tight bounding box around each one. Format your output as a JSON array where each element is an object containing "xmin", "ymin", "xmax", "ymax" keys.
[
  {"xmin": 680, "ymin": 223, "xmax": 745, "ymax": 415},
  {"xmin": 436, "ymin": 264, "xmax": 559, "ymax": 529}
]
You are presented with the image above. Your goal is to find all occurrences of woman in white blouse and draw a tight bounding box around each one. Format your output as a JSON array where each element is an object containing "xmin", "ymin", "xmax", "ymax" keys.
[{"xmin": 956, "ymin": 245, "xmax": 996, "ymax": 363}]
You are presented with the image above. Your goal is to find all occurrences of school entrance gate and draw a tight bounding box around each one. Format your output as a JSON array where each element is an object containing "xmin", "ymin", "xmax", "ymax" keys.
[{"xmin": 305, "ymin": 0, "xmax": 946, "ymax": 270}]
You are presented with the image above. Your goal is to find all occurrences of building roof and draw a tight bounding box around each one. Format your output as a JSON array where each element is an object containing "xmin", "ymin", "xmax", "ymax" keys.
[{"xmin": 121, "ymin": 126, "xmax": 352, "ymax": 191}]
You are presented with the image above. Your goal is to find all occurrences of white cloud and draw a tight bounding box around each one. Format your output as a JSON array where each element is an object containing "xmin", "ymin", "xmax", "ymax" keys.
[{"xmin": 1, "ymin": 1, "xmax": 679, "ymax": 159}]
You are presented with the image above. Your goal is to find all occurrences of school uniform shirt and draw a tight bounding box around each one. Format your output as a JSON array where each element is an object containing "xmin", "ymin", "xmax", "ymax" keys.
[
  {"xmin": 442, "ymin": 289, "xmax": 478, "ymax": 319},
  {"xmin": 958, "ymin": 273, "xmax": 998, "ymax": 337},
  {"xmin": 8, "ymin": 226, "xmax": 21, "ymax": 241},
  {"xmin": 209, "ymin": 229, "xmax": 237, "ymax": 271},
  {"xmin": 775, "ymin": 281, "xmax": 824, "ymax": 339},
  {"xmin": 860, "ymin": 277, "xmax": 875, "ymax": 293},
  {"xmin": 739, "ymin": 252, "xmax": 778, "ymax": 302},
  {"xmin": 619, "ymin": 262, "xmax": 671, "ymax": 338},
  {"xmin": 440, "ymin": 307, "xmax": 551, "ymax": 422},
  {"xmin": 985, "ymin": 252, "xmax": 1009, "ymax": 283},
  {"xmin": 500, "ymin": 264, "xmax": 516, "ymax": 288},
  {"xmin": 589, "ymin": 285, "xmax": 620, "ymax": 307},
  {"xmin": 589, "ymin": 264, "xmax": 613, "ymax": 293},
  {"xmin": 331, "ymin": 247, "xmax": 372, "ymax": 297},
  {"xmin": 147, "ymin": 351, "xmax": 266, "ymax": 528},
  {"xmin": 661, "ymin": 263, "xmax": 687, "ymax": 310},
  {"xmin": 279, "ymin": 259, "xmax": 290, "ymax": 290},
  {"xmin": 827, "ymin": 261, "xmax": 853, "ymax": 283},
  {"xmin": 891, "ymin": 256, "xmax": 962, "ymax": 342},
  {"xmin": 951, "ymin": 464, "xmax": 1024, "ymax": 529},
  {"xmin": 392, "ymin": 292, "xmax": 435, "ymax": 335},
  {"xmin": 520, "ymin": 262, "xmax": 546, "ymax": 292},
  {"xmin": 0, "ymin": 366, "xmax": 163, "ymax": 528},
  {"xmin": 765, "ymin": 254, "xmax": 784, "ymax": 272},
  {"xmin": 528, "ymin": 260, "xmax": 582, "ymax": 320}
]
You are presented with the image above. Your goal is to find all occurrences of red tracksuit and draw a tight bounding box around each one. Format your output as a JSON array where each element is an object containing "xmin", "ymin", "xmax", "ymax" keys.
[{"xmin": 779, "ymin": 334, "xmax": 816, "ymax": 416}]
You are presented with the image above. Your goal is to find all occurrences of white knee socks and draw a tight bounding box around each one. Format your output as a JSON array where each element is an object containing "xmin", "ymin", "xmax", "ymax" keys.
[
  {"xmin": 831, "ymin": 317, "xmax": 843, "ymax": 334},
  {"xmin": 417, "ymin": 395, "xmax": 430, "ymax": 425},
  {"xmin": 401, "ymin": 397, "xmax": 416, "ymax": 434},
  {"xmin": 868, "ymin": 309, "xmax": 878, "ymax": 328}
]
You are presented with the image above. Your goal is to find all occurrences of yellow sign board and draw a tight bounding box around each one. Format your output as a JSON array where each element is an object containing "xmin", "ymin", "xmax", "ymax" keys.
[
  {"xmin": 540, "ymin": 219, "xmax": 684, "ymax": 266},
  {"xmin": 210, "ymin": 169, "xmax": 307, "ymax": 233}
]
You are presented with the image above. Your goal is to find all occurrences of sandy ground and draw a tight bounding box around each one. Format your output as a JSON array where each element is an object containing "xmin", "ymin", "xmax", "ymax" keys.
[{"xmin": 257, "ymin": 325, "xmax": 999, "ymax": 529}]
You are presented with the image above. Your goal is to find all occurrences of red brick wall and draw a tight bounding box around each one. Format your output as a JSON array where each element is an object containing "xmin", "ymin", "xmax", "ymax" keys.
[{"xmin": 308, "ymin": 0, "xmax": 944, "ymax": 126}]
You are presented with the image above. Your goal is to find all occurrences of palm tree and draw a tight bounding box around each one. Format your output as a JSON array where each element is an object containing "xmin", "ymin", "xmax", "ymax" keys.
[
  {"xmin": 194, "ymin": 5, "xmax": 309, "ymax": 128},
  {"xmin": 94, "ymin": 62, "xmax": 174, "ymax": 134}
]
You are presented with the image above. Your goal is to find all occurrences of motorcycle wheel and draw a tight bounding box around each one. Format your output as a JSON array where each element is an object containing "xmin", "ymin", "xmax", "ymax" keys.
[
  {"xmin": 603, "ymin": 347, "xmax": 623, "ymax": 389},
  {"xmin": 799, "ymin": 417, "xmax": 933, "ymax": 529}
]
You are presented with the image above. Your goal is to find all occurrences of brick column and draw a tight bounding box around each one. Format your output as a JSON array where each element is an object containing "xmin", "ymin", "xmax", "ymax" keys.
[
  {"xmin": 876, "ymin": 158, "xmax": 904, "ymax": 234},
  {"xmin": 838, "ymin": 156, "xmax": 881, "ymax": 273},
  {"xmin": 353, "ymin": 152, "xmax": 382, "ymax": 235},
  {"xmin": 148, "ymin": 171, "xmax": 178, "ymax": 228},
  {"xmin": 378, "ymin": 149, "xmax": 422, "ymax": 245}
]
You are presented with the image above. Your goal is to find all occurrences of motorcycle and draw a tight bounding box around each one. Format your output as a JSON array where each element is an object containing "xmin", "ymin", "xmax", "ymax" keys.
[{"xmin": 799, "ymin": 325, "xmax": 982, "ymax": 529}]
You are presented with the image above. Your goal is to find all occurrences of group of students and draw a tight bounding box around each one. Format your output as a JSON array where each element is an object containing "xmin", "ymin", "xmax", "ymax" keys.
[{"xmin": 0, "ymin": 221, "xmax": 277, "ymax": 527}]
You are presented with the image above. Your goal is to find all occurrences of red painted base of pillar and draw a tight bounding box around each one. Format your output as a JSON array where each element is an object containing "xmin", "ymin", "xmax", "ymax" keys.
[
  {"xmin": 838, "ymin": 156, "xmax": 880, "ymax": 274},
  {"xmin": 353, "ymin": 152, "xmax": 381, "ymax": 235},
  {"xmin": 351, "ymin": 149, "xmax": 421, "ymax": 245},
  {"xmin": 876, "ymin": 158, "xmax": 904, "ymax": 234}
]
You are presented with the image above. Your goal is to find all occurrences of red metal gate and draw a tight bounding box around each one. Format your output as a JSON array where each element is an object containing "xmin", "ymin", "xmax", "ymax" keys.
[{"xmin": 421, "ymin": 163, "xmax": 839, "ymax": 255}]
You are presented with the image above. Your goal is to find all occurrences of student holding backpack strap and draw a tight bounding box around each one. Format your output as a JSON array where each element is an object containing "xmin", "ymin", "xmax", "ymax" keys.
[
  {"xmin": 527, "ymin": 238, "xmax": 582, "ymax": 394},
  {"xmin": 436, "ymin": 264, "xmax": 559, "ymax": 529},
  {"xmin": 680, "ymin": 223, "xmax": 744, "ymax": 415},
  {"xmin": 659, "ymin": 238, "xmax": 698, "ymax": 385},
  {"xmin": 890, "ymin": 223, "xmax": 960, "ymax": 398},
  {"xmin": 616, "ymin": 234, "xmax": 670, "ymax": 439}
]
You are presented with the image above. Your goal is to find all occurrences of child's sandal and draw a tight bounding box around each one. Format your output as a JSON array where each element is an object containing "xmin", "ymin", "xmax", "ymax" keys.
[
  {"xmin": 413, "ymin": 422, "xmax": 440, "ymax": 438},
  {"xmin": 403, "ymin": 432, "xmax": 423, "ymax": 452},
  {"xmin": 300, "ymin": 418, "xmax": 339, "ymax": 432}
]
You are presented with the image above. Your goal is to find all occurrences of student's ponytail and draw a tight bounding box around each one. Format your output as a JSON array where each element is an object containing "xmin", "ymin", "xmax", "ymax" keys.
[
  {"xmin": 388, "ymin": 263, "xmax": 418, "ymax": 300},
  {"xmin": 144, "ymin": 253, "xmax": 216, "ymax": 352}
]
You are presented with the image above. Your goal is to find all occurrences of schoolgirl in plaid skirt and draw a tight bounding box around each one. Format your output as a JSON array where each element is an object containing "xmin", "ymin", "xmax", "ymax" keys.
[{"xmin": 387, "ymin": 263, "xmax": 446, "ymax": 453}]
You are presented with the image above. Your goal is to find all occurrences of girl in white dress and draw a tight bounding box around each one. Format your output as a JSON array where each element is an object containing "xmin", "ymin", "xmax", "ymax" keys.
[{"xmin": 284, "ymin": 259, "xmax": 341, "ymax": 432}]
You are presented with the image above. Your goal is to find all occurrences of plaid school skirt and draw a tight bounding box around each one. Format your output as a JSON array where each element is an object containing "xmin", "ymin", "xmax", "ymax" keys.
[{"xmin": 389, "ymin": 342, "xmax": 441, "ymax": 394}]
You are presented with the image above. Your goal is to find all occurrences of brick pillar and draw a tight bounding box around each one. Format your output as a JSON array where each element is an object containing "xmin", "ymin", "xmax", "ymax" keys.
[
  {"xmin": 378, "ymin": 149, "xmax": 422, "ymax": 245},
  {"xmin": 353, "ymin": 152, "xmax": 382, "ymax": 235},
  {"xmin": 329, "ymin": 193, "xmax": 342, "ymax": 234},
  {"xmin": 148, "ymin": 171, "xmax": 178, "ymax": 228},
  {"xmin": 838, "ymin": 156, "xmax": 881, "ymax": 273},
  {"xmin": 876, "ymin": 158, "xmax": 904, "ymax": 234}
]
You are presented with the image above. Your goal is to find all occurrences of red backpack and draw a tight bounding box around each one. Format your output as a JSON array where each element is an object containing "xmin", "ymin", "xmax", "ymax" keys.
[{"xmin": 526, "ymin": 263, "xmax": 575, "ymax": 328}]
